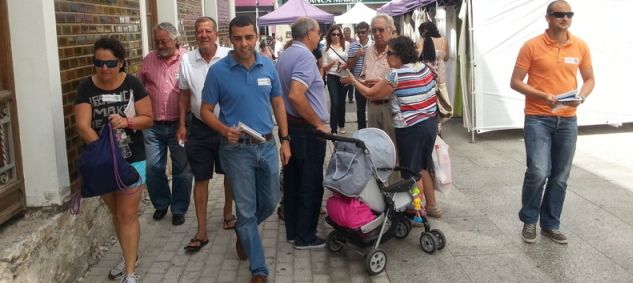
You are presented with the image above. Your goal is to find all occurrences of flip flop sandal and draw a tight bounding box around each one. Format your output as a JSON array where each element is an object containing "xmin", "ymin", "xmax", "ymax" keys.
[
  {"xmin": 223, "ymin": 215, "xmax": 237, "ymax": 230},
  {"xmin": 184, "ymin": 238, "xmax": 209, "ymax": 252}
]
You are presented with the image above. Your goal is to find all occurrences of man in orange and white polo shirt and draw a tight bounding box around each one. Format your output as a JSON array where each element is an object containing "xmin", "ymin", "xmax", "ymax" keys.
[{"xmin": 510, "ymin": 0, "xmax": 595, "ymax": 245}]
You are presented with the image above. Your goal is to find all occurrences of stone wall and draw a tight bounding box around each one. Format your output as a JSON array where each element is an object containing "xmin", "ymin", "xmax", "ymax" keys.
[
  {"xmin": 216, "ymin": 0, "xmax": 231, "ymax": 47},
  {"xmin": 54, "ymin": 0, "xmax": 143, "ymax": 191},
  {"xmin": 177, "ymin": 0, "xmax": 202, "ymax": 49},
  {"xmin": 0, "ymin": 199, "xmax": 112, "ymax": 283}
]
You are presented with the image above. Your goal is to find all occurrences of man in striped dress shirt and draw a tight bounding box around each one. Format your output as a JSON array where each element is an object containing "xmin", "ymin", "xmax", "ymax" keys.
[{"xmin": 139, "ymin": 22, "xmax": 193, "ymax": 225}]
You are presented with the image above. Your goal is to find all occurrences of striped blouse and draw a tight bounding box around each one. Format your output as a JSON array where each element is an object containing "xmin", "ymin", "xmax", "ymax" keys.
[{"xmin": 386, "ymin": 62, "xmax": 437, "ymax": 128}]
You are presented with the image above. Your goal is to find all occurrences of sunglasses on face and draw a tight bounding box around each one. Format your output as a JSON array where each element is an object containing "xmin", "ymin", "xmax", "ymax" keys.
[
  {"xmin": 549, "ymin": 11, "xmax": 574, "ymax": 19},
  {"xmin": 94, "ymin": 59, "xmax": 119, "ymax": 68},
  {"xmin": 371, "ymin": 27, "xmax": 386, "ymax": 34},
  {"xmin": 357, "ymin": 30, "xmax": 368, "ymax": 35},
  {"xmin": 331, "ymin": 33, "xmax": 341, "ymax": 37}
]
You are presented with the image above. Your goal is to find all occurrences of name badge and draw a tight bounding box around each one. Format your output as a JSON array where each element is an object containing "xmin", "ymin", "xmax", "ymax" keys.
[
  {"xmin": 101, "ymin": 94, "xmax": 122, "ymax": 102},
  {"xmin": 257, "ymin": 78, "xmax": 271, "ymax": 86},
  {"xmin": 564, "ymin": 57, "xmax": 579, "ymax": 64}
]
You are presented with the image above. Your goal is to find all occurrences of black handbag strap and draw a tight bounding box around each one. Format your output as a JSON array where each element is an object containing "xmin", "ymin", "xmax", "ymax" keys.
[{"xmin": 328, "ymin": 46, "xmax": 347, "ymax": 63}]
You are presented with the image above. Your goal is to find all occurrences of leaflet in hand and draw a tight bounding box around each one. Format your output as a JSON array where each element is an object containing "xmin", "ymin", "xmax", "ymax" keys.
[
  {"xmin": 237, "ymin": 122, "xmax": 265, "ymax": 142},
  {"xmin": 555, "ymin": 90, "xmax": 581, "ymax": 102}
]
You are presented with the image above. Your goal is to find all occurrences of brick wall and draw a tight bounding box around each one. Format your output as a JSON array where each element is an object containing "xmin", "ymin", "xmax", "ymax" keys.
[
  {"xmin": 177, "ymin": 0, "xmax": 202, "ymax": 49},
  {"xmin": 216, "ymin": 0, "xmax": 231, "ymax": 47},
  {"xmin": 55, "ymin": 0, "xmax": 143, "ymax": 189}
]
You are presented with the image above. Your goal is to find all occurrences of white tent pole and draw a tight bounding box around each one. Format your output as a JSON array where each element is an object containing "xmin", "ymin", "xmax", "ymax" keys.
[
  {"xmin": 468, "ymin": 0, "xmax": 476, "ymax": 142},
  {"xmin": 255, "ymin": 0, "xmax": 259, "ymax": 28}
]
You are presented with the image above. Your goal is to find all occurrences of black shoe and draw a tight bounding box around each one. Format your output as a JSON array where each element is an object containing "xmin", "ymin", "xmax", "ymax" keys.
[
  {"xmin": 172, "ymin": 214, "xmax": 185, "ymax": 225},
  {"xmin": 153, "ymin": 208, "xmax": 168, "ymax": 220}
]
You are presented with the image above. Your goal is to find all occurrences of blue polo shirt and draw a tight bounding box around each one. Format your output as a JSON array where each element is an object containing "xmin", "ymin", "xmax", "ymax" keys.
[
  {"xmin": 202, "ymin": 52, "xmax": 281, "ymax": 135},
  {"xmin": 276, "ymin": 41, "xmax": 329, "ymax": 123}
]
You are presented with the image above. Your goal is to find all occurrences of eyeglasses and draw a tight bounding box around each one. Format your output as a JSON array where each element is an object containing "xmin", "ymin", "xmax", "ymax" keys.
[
  {"xmin": 371, "ymin": 27, "xmax": 386, "ymax": 34},
  {"xmin": 331, "ymin": 33, "xmax": 341, "ymax": 37},
  {"xmin": 549, "ymin": 11, "xmax": 574, "ymax": 19},
  {"xmin": 94, "ymin": 59, "xmax": 119, "ymax": 68},
  {"xmin": 386, "ymin": 50, "xmax": 397, "ymax": 57}
]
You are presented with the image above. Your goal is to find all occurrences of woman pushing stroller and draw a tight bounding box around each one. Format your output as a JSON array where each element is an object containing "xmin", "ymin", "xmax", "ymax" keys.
[{"xmin": 346, "ymin": 36, "xmax": 440, "ymax": 217}]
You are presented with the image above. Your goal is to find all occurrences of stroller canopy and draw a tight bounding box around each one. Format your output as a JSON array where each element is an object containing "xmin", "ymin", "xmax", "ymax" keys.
[{"xmin": 354, "ymin": 128, "xmax": 396, "ymax": 183}]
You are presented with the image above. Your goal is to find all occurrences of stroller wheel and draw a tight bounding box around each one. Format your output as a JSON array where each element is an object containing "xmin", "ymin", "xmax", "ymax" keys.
[
  {"xmin": 326, "ymin": 231, "xmax": 345, "ymax": 253},
  {"xmin": 430, "ymin": 229, "xmax": 446, "ymax": 250},
  {"xmin": 394, "ymin": 219, "xmax": 411, "ymax": 239},
  {"xmin": 364, "ymin": 248, "xmax": 387, "ymax": 275},
  {"xmin": 419, "ymin": 232, "xmax": 438, "ymax": 254}
]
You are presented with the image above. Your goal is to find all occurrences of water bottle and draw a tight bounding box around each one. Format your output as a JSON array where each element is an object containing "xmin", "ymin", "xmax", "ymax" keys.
[{"xmin": 115, "ymin": 128, "xmax": 132, "ymax": 159}]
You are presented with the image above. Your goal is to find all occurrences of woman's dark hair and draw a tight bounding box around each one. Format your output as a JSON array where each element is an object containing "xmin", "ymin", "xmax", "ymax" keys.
[
  {"xmin": 93, "ymin": 36, "xmax": 127, "ymax": 72},
  {"xmin": 388, "ymin": 36, "xmax": 418, "ymax": 65},
  {"xmin": 325, "ymin": 25, "xmax": 345, "ymax": 52},
  {"xmin": 418, "ymin": 21, "xmax": 441, "ymax": 63}
]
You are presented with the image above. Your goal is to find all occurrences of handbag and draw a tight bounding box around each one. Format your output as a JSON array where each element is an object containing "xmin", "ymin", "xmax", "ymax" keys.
[
  {"xmin": 77, "ymin": 123, "xmax": 140, "ymax": 198},
  {"xmin": 426, "ymin": 63, "xmax": 453, "ymax": 121},
  {"xmin": 436, "ymin": 82, "xmax": 453, "ymax": 121}
]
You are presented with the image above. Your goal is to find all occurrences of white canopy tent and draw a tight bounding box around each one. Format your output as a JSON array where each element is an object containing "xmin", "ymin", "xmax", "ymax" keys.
[
  {"xmin": 460, "ymin": 0, "xmax": 633, "ymax": 136},
  {"xmin": 334, "ymin": 2, "xmax": 377, "ymax": 24}
]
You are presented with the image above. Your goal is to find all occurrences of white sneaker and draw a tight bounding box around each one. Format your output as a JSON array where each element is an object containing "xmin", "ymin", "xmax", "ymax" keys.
[
  {"xmin": 120, "ymin": 272, "xmax": 140, "ymax": 283},
  {"xmin": 109, "ymin": 255, "xmax": 140, "ymax": 280}
]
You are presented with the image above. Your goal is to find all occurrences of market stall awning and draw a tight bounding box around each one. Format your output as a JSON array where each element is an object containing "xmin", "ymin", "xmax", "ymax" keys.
[
  {"xmin": 334, "ymin": 2, "xmax": 377, "ymax": 24},
  {"xmin": 258, "ymin": 0, "xmax": 334, "ymax": 25}
]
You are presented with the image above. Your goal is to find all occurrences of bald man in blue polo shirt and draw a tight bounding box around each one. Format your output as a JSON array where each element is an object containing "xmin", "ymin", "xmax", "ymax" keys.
[{"xmin": 200, "ymin": 16, "xmax": 290, "ymax": 282}]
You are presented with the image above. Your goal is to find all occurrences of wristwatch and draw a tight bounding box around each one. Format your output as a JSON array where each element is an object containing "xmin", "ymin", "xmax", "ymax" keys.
[{"xmin": 280, "ymin": 135, "xmax": 291, "ymax": 142}]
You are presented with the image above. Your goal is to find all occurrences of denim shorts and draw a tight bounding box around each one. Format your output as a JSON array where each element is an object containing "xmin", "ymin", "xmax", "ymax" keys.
[{"xmin": 395, "ymin": 116, "xmax": 438, "ymax": 179}]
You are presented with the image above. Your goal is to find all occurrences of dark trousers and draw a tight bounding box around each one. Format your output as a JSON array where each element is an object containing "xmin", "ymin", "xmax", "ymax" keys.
[
  {"xmin": 326, "ymin": 74, "xmax": 346, "ymax": 133},
  {"xmin": 283, "ymin": 123, "xmax": 326, "ymax": 245},
  {"xmin": 346, "ymin": 84, "xmax": 354, "ymax": 102},
  {"xmin": 354, "ymin": 87, "xmax": 367, "ymax": 129}
]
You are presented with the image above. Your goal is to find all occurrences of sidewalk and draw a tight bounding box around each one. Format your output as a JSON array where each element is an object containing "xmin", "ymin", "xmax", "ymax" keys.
[{"xmin": 80, "ymin": 106, "xmax": 633, "ymax": 282}]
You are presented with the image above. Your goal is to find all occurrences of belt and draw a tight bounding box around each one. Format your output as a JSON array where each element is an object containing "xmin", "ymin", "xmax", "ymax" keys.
[
  {"xmin": 153, "ymin": 120, "xmax": 178, "ymax": 125},
  {"xmin": 370, "ymin": 99, "xmax": 390, "ymax": 105},
  {"xmin": 287, "ymin": 114, "xmax": 310, "ymax": 125},
  {"xmin": 237, "ymin": 133, "xmax": 273, "ymax": 144}
]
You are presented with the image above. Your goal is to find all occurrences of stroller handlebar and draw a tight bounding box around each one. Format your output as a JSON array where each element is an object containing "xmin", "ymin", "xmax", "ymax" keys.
[{"xmin": 314, "ymin": 131, "xmax": 367, "ymax": 150}]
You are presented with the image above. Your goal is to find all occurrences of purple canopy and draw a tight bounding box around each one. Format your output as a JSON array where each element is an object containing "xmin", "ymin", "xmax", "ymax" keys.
[
  {"xmin": 258, "ymin": 0, "xmax": 334, "ymax": 25},
  {"xmin": 377, "ymin": 0, "xmax": 436, "ymax": 16}
]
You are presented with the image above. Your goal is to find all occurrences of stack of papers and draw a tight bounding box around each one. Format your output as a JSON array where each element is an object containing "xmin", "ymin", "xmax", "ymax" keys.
[
  {"xmin": 556, "ymin": 90, "xmax": 581, "ymax": 102},
  {"xmin": 237, "ymin": 122, "xmax": 265, "ymax": 142}
]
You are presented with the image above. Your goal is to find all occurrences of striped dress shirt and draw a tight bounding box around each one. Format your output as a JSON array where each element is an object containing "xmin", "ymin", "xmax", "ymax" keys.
[{"xmin": 138, "ymin": 48, "xmax": 187, "ymax": 121}]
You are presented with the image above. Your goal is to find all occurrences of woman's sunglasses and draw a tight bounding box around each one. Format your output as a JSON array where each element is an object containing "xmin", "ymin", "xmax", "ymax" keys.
[{"xmin": 94, "ymin": 59, "xmax": 119, "ymax": 68}]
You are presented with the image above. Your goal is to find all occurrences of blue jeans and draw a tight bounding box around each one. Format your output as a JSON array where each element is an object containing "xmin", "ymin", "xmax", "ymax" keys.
[
  {"xmin": 219, "ymin": 138, "xmax": 280, "ymax": 276},
  {"xmin": 326, "ymin": 74, "xmax": 347, "ymax": 133},
  {"xmin": 519, "ymin": 115, "xmax": 577, "ymax": 230},
  {"xmin": 143, "ymin": 122, "xmax": 193, "ymax": 215},
  {"xmin": 283, "ymin": 124, "xmax": 326, "ymax": 245}
]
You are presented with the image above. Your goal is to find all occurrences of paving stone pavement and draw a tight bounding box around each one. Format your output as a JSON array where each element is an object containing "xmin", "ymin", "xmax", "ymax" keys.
[{"xmin": 80, "ymin": 102, "xmax": 633, "ymax": 282}]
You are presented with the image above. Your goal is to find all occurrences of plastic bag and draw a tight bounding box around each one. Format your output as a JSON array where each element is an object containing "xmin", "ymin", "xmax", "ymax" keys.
[{"xmin": 432, "ymin": 136, "xmax": 452, "ymax": 193}]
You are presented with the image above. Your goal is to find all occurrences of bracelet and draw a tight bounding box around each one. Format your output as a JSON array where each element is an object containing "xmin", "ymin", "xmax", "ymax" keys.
[{"xmin": 126, "ymin": 117, "xmax": 134, "ymax": 129}]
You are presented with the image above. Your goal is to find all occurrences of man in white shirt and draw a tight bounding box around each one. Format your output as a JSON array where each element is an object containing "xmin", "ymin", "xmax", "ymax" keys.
[{"xmin": 177, "ymin": 16, "xmax": 235, "ymax": 253}]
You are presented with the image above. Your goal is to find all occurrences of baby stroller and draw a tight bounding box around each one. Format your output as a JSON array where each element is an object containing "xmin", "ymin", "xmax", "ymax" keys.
[{"xmin": 319, "ymin": 128, "xmax": 446, "ymax": 275}]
